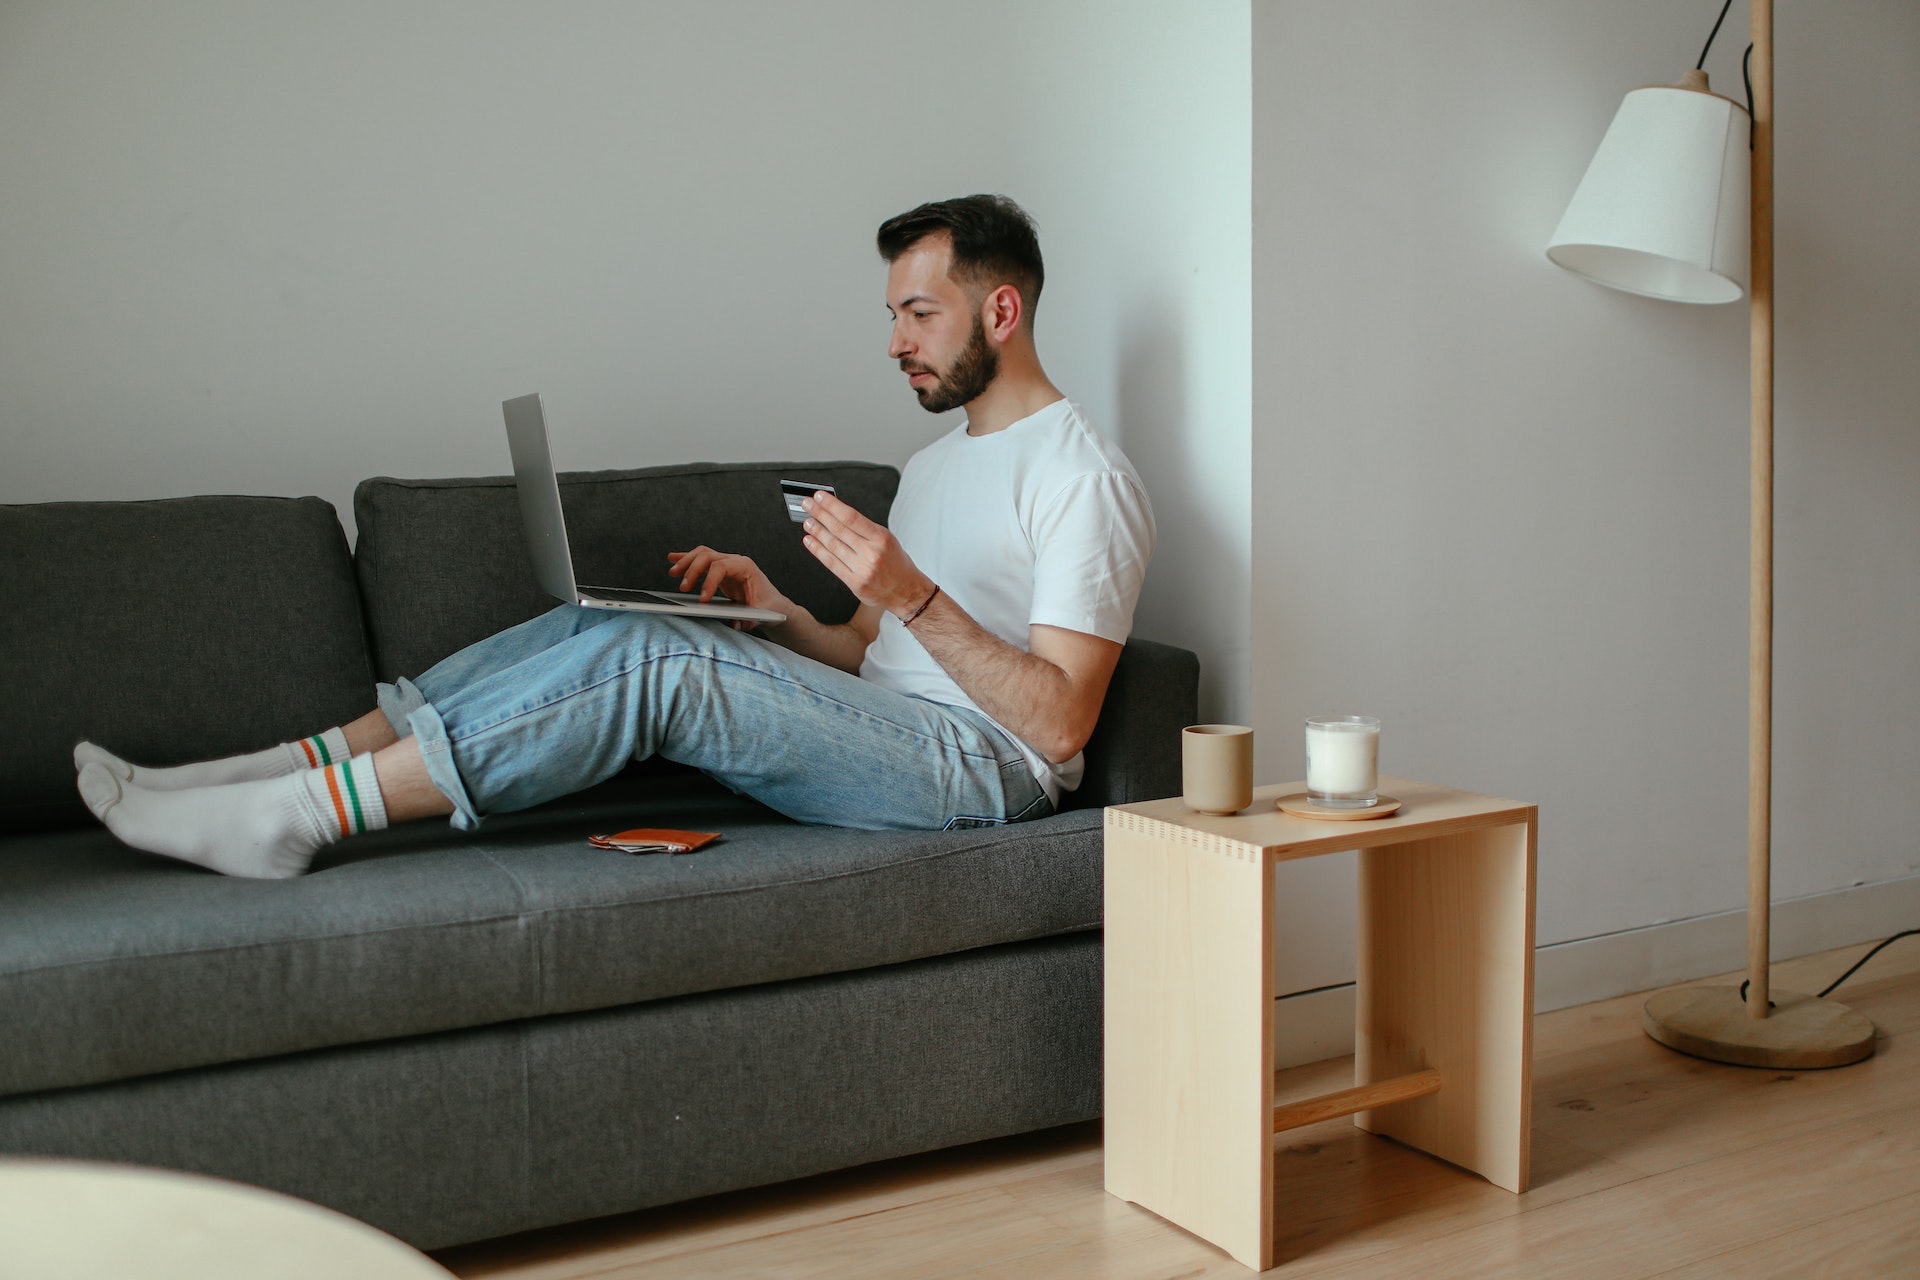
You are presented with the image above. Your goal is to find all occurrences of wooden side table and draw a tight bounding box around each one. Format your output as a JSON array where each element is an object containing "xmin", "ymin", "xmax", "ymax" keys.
[{"xmin": 1103, "ymin": 777, "xmax": 1537, "ymax": 1272}]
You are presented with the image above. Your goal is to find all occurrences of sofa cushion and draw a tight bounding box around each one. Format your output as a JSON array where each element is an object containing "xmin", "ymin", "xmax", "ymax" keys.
[
  {"xmin": 353, "ymin": 462, "xmax": 899, "ymax": 684},
  {"xmin": 0, "ymin": 772, "xmax": 1103, "ymax": 1098},
  {"xmin": 0, "ymin": 497, "xmax": 376, "ymax": 833}
]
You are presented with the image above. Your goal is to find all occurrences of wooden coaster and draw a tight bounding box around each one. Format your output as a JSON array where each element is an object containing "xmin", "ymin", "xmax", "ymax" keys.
[{"xmin": 1275, "ymin": 794, "xmax": 1402, "ymax": 821}]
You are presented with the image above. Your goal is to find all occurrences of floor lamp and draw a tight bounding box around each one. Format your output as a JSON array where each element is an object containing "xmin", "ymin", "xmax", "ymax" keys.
[{"xmin": 1544, "ymin": 0, "xmax": 1875, "ymax": 1069}]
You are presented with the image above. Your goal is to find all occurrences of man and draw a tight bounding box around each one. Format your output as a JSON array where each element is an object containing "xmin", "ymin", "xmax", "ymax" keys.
[{"xmin": 74, "ymin": 194, "xmax": 1156, "ymax": 877}]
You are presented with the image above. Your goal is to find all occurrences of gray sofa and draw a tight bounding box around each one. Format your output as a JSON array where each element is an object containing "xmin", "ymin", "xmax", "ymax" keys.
[{"xmin": 0, "ymin": 459, "xmax": 1198, "ymax": 1249}]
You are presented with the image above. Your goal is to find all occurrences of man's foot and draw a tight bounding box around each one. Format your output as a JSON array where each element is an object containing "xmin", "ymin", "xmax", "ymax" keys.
[
  {"xmin": 73, "ymin": 727, "xmax": 351, "ymax": 791},
  {"xmin": 76, "ymin": 754, "xmax": 388, "ymax": 879}
]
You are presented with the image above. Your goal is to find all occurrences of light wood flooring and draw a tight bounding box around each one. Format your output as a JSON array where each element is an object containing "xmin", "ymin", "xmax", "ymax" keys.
[{"xmin": 433, "ymin": 939, "xmax": 1920, "ymax": 1278}]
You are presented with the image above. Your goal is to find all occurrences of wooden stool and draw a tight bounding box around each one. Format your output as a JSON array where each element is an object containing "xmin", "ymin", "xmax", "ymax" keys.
[{"xmin": 1103, "ymin": 777, "xmax": 1537, "ymax": 1271}]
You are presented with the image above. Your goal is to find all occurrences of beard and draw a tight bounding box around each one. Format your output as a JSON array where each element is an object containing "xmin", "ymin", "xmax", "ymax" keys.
[{"xmin": 906, "ymin": 316, "xmax": 998, "ymax": 414}]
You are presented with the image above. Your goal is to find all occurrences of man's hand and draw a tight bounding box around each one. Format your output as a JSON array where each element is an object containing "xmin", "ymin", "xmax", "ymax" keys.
[
  {"xmin": 666, "ymin": 548, "xmax": 795, "ymax": 631},
  {"xmin": 667, "ymin": 545, "xmax": 878, "ymax": 670},
  {"xmin": 800, "ymin": 492, "xmax": 935, "ymax": 619}
]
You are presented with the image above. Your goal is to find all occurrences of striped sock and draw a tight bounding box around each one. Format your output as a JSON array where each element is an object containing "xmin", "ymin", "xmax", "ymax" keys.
[
  {"xmin": 298, "ymin": 753, "xmax": 390, "ymax": 841},
  {"xmin": 282, "ymin": 728, "xmax": 354, "ymax": 774},
  {"xmin": 78, "ymin": 751, "xmax": 387, "ymax": 879},
  {"xmin": 75, "ymin": 727, "xmax": 352, "ymax": 792}
]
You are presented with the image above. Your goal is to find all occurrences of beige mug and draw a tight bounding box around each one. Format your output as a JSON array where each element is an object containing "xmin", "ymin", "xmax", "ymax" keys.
[{"xmin": 1182, "ymin": 724, "xmax": 1254, "ymax": 815}]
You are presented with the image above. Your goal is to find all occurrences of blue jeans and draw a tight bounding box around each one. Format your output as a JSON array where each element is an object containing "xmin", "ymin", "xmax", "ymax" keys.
[{"xmin": 375, "ymin": 605, "xmax": 1052, "ymax": 833}]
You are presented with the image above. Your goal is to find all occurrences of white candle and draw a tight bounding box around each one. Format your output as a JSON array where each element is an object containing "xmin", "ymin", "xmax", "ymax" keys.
[{"xmin": 1305, "ymin": 716, "xmax": 1380, "ymax": 805}]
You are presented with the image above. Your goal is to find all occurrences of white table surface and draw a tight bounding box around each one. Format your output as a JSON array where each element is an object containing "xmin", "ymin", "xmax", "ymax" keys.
[{"xmin": 0, "ymin": 1158, "xmax": 454, "ymax": 1279}]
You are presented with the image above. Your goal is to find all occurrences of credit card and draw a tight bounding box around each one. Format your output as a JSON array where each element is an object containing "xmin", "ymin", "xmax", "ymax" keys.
[{"xmin": 780, "ymin": 479, "xmax": 837, "ymax": 523}]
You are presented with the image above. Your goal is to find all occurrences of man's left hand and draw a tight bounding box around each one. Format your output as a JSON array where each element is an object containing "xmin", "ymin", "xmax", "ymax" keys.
[{"xmin": 801, "ymin": 492, "xmax": 934, "ymax": 619}]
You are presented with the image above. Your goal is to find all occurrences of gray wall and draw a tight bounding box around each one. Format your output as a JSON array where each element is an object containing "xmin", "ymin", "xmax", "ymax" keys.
[
  {"xmin": 0, "ymin": 0, "xmax": 1251, "ymax": 722},
  {"xmin": 1255, "ymin": 0, "xmax": 1920, "ymax": 996}
]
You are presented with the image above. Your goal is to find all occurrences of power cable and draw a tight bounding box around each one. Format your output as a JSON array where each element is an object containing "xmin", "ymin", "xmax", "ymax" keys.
[
  {"xmin": 1693, "ymin": 0, "xmax": 1756, "ymax": 147},
  {"xmin": 1817, "ymin": 929, "xmax": 1920, "ymax": 999},
  {"xmin": 1737, "ymin": 929, "xmax": 1920, "ymax": 1008}
]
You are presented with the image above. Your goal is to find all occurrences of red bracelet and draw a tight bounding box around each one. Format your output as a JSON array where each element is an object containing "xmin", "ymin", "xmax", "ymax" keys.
[{"xmin": 902, "ymin": 584, "xmax": 941, "ymax": 628}]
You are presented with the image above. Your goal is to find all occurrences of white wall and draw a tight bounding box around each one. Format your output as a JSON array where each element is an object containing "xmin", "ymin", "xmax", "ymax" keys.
[
  {"xmin": 0, "ymin": 1, "xmax": 1251, "ymax": 721},
  {"xmin": 31, "ymin": 0, "xmax": 1903, "ymax": 1010},
  {"xmin": 1254, "ymin": 0, "xmax": 1920, "ymax": 1004}
]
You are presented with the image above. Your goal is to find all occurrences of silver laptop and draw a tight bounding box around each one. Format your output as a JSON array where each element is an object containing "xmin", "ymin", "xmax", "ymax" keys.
[{"xmin": 502, "ymin": 393, "xmax": 786, "ymax": 624}]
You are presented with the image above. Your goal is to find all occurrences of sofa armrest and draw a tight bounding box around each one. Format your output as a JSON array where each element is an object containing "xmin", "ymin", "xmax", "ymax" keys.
[{"xmin": 1060, "ymin": 637, "xmax": 1200, "ymax": 811}]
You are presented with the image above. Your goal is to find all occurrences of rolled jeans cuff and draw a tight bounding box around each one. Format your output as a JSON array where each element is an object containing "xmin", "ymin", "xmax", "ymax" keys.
[
  {"xmin": 404, "ymin": 699, "xmax": 484, "ymax": 833},
  {"xmin": 376, "ymin": 677, "xmax": 429, "ymax": 740}
]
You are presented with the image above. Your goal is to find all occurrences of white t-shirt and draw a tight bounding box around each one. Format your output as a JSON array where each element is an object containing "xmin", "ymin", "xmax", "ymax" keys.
[{"xmin": 859, "ymin": 398, "xmax": 1155, "ymax": 803}]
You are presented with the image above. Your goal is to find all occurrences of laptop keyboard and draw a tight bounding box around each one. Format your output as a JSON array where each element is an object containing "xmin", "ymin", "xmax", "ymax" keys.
[
  {"xmin": 582, "ymin": 586, "xmax": 728, "ymax": 606},
  {"xmin": 582, "ymin": 586, "xmax": 665, "ymax": 602}
]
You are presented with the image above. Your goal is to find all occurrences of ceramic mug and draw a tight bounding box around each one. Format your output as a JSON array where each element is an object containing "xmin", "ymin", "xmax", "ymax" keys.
[{"xmin": 1182, "ymin": 724, "xmax": 1254, "ymax": 815}]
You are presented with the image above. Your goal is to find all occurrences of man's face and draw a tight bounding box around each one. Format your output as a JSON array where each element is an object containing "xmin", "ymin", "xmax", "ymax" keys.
[{"xmin": 886, "ymin": 236, "xmax": 998, "ymax": 414}]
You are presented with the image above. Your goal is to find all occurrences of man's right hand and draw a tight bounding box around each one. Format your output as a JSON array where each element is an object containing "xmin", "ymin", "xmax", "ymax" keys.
[{"xmin": 666, "ymin": 547, "xmax": 796, "ymax": 631}]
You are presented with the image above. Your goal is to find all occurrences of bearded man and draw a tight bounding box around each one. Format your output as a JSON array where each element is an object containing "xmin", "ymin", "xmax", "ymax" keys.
[{"xmin": 75, "ymin": 194, "xmax": 1157, "ymax": 877}]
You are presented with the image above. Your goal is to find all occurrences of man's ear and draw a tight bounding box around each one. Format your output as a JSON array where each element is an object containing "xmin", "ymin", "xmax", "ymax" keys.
[{"xmin": 982, "ymin": 284, "xmax": 1023, "ymax": 343}]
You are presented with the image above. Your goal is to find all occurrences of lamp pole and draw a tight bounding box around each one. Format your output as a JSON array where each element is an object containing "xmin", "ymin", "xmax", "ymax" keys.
[{"xmin": 1746, "ymin": 0, "xmax": 1775, "ymax": 1021}]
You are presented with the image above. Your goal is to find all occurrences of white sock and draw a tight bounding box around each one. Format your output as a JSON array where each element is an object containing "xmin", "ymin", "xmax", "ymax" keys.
[
  {"xmin": 77, "ymin": 753, "xmax": 389, "ymax": 879},
  {"xmin": 74, "ymin": 727, "xmax": 352, "ymax": 792}
]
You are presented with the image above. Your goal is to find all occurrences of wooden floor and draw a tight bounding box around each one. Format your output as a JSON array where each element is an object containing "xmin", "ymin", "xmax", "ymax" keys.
[{"xmin": 433, "ymin": 940, "xmax": 1920, "ymax": 1278}]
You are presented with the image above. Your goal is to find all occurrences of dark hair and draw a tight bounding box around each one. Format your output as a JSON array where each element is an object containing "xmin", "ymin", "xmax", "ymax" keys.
[{"xmin": 876, "ymin": 194, "xmax": 1044, "ymax": 324}]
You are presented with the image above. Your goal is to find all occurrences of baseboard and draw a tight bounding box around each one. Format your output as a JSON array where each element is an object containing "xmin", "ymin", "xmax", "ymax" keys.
[
  {"xmin": 1272, "ymin": 985, "xmax": 1359, "ymax": 1070},
  {"xmin": 1273, "ymin": 871, "xmax": 1920, "ymax": 1070}
]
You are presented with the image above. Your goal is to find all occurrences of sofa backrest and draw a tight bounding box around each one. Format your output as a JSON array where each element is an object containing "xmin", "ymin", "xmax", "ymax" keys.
[
  {"xmin": 0, "ymin": 496, "xmax": 377, "ymax": 833},
  {"xmin": 352, "ymin": 459, "xmax": 1193, "ymax": 809},
  {"xmin": 353, "ymin": 462, "xmax": 899, "ymax": 684},
  {"xmin": 0, "ymin": 466, "xmax": 1191, "ymax": 834}
]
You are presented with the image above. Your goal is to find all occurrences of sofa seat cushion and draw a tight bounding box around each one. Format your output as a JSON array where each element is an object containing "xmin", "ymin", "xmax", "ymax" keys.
[{"xmin": 0, "ymin": 772, "xmax": 1102, "ymax": 1098}]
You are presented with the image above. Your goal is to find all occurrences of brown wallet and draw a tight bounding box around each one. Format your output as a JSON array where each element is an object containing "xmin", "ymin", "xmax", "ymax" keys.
[{"xmin": 587, "ymin": 828, "xmax": 722, "ymax": 855}]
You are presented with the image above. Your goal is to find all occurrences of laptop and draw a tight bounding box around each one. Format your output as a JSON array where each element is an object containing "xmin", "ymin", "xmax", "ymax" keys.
[{"xmin": 502, "ymin": 393, "xmax": 787, "ymax": 624}]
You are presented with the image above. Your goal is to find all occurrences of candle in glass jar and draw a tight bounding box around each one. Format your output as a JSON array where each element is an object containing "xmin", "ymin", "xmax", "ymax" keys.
[{"xmin": 1304, "ymin": 715, "xmax": 1380, "ymax": 808}]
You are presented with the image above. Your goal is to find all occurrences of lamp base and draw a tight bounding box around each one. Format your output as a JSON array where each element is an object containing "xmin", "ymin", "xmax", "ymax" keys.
[{"xmin": 1643, "ymin": 986, "xmax": 1877, "ymax": 1069}]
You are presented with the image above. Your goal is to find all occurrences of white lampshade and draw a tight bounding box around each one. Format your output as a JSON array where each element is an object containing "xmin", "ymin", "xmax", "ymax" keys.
[{"xmin": 1547, "ymin": 84, "xmax": 1751, "ymax": 304}]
